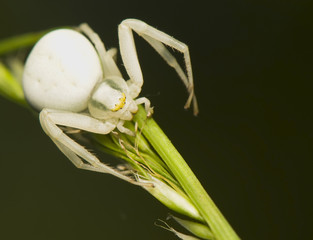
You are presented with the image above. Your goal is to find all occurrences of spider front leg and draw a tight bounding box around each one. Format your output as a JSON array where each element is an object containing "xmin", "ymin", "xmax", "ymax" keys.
[
  {"xmin": 39, "ymin": 108, "xmax": 140, "ymax": 184},
  {"xmin": 78, "ymin": 23, "xmax": 122, "ymax": 78},
  {"xmin": 135, "ymin": 97, "xmax": 153, "ymax": 117},
  {"xmin": 118, "ymin": 19, "xmax": 199, "ymax": 115}
]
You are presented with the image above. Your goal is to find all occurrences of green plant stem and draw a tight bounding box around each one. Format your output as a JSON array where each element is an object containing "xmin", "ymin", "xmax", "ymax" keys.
[
  {"xmin": 0, "ymin": 63, "xmax": 26, "ymax": 105},
  {"xmin": 133, "ymin": 106, "xmax": 240, "ymax": 240},
  {"xmin": 0, "ymin": 28, "xmax": 62, "ymax": 56}
]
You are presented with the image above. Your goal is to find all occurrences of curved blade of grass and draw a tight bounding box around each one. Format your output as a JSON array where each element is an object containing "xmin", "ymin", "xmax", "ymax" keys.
[
  {"xmin": 0, "ymin": 28, "xmax": 63, "ymax": 56},
  {"xmin": 133, "ymin": 106, "xmax": 240, "ymax": 240},
  {"xmin": 0, "ymin": 62, "xmax": 26, "ymax": 105}
]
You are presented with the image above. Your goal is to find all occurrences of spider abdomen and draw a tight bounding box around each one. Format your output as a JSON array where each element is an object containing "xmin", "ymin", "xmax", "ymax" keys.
[{"xmin": 22, "ymin": 29, "xmax": 103, "ymax": 112}]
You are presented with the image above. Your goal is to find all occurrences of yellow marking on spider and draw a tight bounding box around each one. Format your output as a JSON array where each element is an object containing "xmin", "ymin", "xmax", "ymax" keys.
[{"xmin": 112, "ymin": 93, "xmax": 126, "ymax": 112}]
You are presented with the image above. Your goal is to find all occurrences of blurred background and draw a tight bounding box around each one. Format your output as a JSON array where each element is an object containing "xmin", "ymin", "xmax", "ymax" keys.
[{"xmin": 0, "ymin": 0, "xmax": 312, "ymax": 239}]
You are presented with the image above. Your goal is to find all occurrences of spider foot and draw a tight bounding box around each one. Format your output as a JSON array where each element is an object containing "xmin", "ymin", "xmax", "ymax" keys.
[{"xmin": 146, "ymin": 106, "xmax": 154, "ymax": 118}]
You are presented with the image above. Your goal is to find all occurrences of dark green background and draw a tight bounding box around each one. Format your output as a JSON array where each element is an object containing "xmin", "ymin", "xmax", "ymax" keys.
[{"xmin": 0, "ymin": 0, "xmax": 312, "ymax": 239}]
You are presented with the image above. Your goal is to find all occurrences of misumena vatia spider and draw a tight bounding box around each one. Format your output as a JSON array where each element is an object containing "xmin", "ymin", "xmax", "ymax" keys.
[{"xmin": 22, "ymin": 19, "xmax": 198, "ymax": 183}]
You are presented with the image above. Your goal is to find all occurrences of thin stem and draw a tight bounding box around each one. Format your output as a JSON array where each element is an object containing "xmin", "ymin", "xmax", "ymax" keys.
[
  {"xmin": 133, "ymin": 106, "xmax": 240, "ymax": 240},
  {"xmin": 0, "ymin": 28, "xmax": 64, "ymax": 56}
]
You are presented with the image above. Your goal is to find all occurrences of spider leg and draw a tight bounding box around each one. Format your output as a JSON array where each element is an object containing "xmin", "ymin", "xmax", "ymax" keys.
[
  {"xmin": 39, "ymin": 108, "xmax": 140, "ymax": 184},
  {"xmin": 135, "ymin": 97, "xmax": 153, "ymax": 117},
  {"xmin": 117, "ymin": 120, "xmax": 134, "ymax": 136},
  {"xmin": 118, "ymin": 19, "xmax": 199, "ymax": 115},
  {"xmin": 78, "ymin": 23, "xmax": 122, "ymax": 78},
  {"xmin": 107, "ymin": 48, "xmax": 118, "ymax": 62}
]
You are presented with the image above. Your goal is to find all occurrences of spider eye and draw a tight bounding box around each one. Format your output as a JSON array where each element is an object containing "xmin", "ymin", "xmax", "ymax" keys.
[
  {"xmin": 111, "ymin": 93, "xmax": 126, "ymax": 112},
  {"xmin": 88, "ymin": 78, "xmax": 128, "ymax": 119}
]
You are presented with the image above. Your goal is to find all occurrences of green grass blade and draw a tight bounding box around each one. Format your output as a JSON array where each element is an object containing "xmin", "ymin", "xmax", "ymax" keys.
[{"xmin": 133, "ymin": 106, "xmax": 240, "ymax": 240}]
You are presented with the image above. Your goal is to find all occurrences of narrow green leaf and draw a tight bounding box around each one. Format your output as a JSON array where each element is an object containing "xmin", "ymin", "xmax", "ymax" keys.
[
  {"xmin": 0, "ymin": 28, "xmax": 61, "ymax": 56},
  {"xmin": 133, "ymin": 106, "xmax": 240, "ymax": 240},
  {"xmin": 171, "ymin": 215, "xmax": 214, "ymax": 240},
  {"xmin": 0, "ymin": 62, "xmax": 26, "ymax": 105}
]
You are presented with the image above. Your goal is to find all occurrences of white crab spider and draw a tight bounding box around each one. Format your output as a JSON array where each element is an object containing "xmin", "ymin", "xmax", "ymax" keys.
[{"xmin": 22, "ymin": 19, "xmax": 198, "ymax": 182}]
